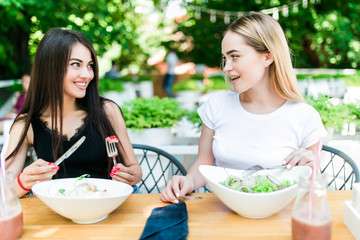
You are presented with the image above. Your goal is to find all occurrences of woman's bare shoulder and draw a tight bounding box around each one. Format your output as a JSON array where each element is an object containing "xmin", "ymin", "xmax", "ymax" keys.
[
  {"xmin": 103, "ymin": 100, "xmax": 121, "ymax": 113},
  {"xmin": 12, "ymin": 114, "xmax": 28, "ymax": 128},
  {"xmin": 9, "ymin": 114, "xmax": 33, "ymax": 144}
]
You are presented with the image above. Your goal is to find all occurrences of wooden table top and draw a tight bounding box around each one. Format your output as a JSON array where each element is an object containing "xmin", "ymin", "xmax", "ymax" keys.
[{"xmin": 19, "ymin": 191, "xmax": 353, "ymax": 240}]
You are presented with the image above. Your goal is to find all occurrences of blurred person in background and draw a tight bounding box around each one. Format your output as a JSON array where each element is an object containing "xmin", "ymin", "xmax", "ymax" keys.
[
  {"xmin": 163, "ymin": 48, "xmax": 178, "ymax": 98},
  {"xmin": 0, "ymin": 73, "xmax": 30, "ymax": 134},
  {"xmin": 12, "ymin": 73, "xmax": 30, "ymax": 116},
  {"xmin": 104, "ymin": 60, "xmax": 120, "ymax": 79}
]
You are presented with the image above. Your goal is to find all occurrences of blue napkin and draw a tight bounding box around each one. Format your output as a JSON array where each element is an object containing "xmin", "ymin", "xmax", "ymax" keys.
[{"xmin": 139, "ymin": 202, "xmax": 188, "ymax": 240}]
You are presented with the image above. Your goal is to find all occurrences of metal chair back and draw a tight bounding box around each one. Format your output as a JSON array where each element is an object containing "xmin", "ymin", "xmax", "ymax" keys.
[
  {"xmin": 133, "ymin": 144, "xmax": 187, "ymax": 193},
  {"xmin": 321, "ymin": 145, "xmax": 360, "ymax": 190}
]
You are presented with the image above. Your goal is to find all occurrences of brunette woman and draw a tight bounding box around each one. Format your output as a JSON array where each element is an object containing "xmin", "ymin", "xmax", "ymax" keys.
[{"xmin": 4, "ymin": 28, "xmax": 142, "ymax": 197}]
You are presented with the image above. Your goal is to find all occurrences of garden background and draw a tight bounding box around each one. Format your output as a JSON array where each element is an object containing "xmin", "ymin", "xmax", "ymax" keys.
[{"xmin": 1, "ymin": 0, "xmax": 360, "ymax": 166}]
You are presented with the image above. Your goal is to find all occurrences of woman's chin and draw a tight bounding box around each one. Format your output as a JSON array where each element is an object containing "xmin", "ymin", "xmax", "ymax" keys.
[{"xmin": 233, "ymin": 87, "xmax": 245, "ymax": 94}]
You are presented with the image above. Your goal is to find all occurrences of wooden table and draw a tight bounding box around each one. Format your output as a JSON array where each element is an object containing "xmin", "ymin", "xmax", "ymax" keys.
[{"xmin": 20, "ymin": 191, "xmax": 353, "ymax": 239}]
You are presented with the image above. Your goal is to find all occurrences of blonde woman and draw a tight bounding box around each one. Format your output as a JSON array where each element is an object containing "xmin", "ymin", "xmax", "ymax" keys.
[{"xmin": 160, "ymin": 12, "xmax": 326, "ymax": 203}]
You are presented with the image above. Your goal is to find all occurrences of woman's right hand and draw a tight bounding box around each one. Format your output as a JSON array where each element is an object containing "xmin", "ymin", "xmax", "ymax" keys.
[
  {"xmin": 160, "ymin": 124, "xmax": 215, "ymax": 203},
  {"xmin": 160, "ymin": 175, "xmax": 194, "ymax": 203},
  {"xmin": 19, "ymin": 159, "xmax": 59, "ymax": 190}
]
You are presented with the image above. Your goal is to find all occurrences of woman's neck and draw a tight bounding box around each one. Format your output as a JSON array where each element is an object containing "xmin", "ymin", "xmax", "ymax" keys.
[
  {"xmin": 42, "ymin": 99, "xmax": 78, "ymax": 118},
  {"xmin": 63, "ymin": 95, "xmax": 78, "ymax": 115},
  {"xmin": 239, "ymin": 87, "xmax": 286, "ymax": 114}
]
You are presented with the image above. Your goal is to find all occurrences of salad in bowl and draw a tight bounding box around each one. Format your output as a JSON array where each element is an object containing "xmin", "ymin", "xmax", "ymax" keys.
[{"xmin": 199, "ymin": 165, "xmax": 311, "ymax": 219}]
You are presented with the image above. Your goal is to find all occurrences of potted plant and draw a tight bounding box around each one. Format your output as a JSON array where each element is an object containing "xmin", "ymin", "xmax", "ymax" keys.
[
  {"xmin": 338, "ymin": 101, "xmax": 360, "ymax": 136},
  {"xmin": 186, "ymin": 108, "xmax": 202, "ymax": 130},
  {"xmin": 340, "ymin": 72, "xmax": 360, "ymax": 103},
  {"xmin": 134, "ymin": 75, "xmax": 154, "ymax": 98},
  {"xmin": 296, "ymin": 74, "xmax": 311, "ymax": 96},
  {"xmin": 99, "ymin": 78, "xmax": 125, "ymax": 94},
  {"xmin": 99, "ymin": 77, "xmax": 132, "ymax": 106},
  {"xmin": 203, "ymin": 75, "xmax": 228, "ymax": 93},
  {"xmin": 173, "ymin": 108, "xmax": 202, "ymax": 139},
  {"xmin": 122, "ymin": 97, "xmax": 188, "ymax": 146},
  {"xmin": 307, "ymin": 74, "xmax": 332, "ymax": 98},
  {"xmin": 173, "ymin": 79, "xmax": 202, "ymax": 110},
  {"xmin": 306, "ymin": 94, "xmax": 348, "ymax": 141},
  {"xmin": 173, "ymin": 79, "xmax": 201, "ymax": 92}
]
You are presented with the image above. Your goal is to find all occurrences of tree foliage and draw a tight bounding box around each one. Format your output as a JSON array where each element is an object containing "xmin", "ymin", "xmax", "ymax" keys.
[
  {"xmin": 1, "ymin": 0, "xmax": 359, "ymax": 79},
  {"xmin": 0, "ymin": 0, "xmax": 166, "ymax": 79},
  {"xmin": 167, "ymin": 0, "xmax": 360, "ymax": 69}
]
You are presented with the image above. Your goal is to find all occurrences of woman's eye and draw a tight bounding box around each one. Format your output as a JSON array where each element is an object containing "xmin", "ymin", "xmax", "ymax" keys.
[
  {"xmin": 70, "ymin": 62, "xmax": 80, "ymax": 67},
  {"xmin": 231, "ymin": 55, "xmax": 239, "ymax": 60},
  {"xmin": 87, "ymin": 64, "xmax": 94, "ymax": 69}
]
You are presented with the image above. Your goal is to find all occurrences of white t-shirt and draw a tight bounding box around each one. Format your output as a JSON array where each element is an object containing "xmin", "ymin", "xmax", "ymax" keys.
[{"xmin": 197, "ymin": 91, "xmax": 327, "ymax": 170}]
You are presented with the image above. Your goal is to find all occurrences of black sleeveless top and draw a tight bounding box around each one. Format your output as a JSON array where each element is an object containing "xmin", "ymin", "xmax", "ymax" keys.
[{"xmin": 31, "ymin": 115, "xmax": 110, "ymax": 179}]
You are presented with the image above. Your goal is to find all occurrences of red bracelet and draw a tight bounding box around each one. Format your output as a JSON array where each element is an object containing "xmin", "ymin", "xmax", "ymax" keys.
[{"xmin": 17, "ymin": 172, "xmax": 31, "ymax": 192}]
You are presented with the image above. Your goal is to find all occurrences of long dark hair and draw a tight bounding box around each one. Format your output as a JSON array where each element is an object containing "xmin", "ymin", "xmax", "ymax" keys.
[{"xmin": 6, "ymin": 28, "xmax": 122, "ymax": 173}]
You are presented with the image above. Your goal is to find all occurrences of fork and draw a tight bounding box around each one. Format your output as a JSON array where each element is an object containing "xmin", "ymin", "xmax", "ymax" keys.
[
  {"xmin": 179, "ymin": 195, "xmax": 203, "ymax": 200},
  {"xmin": 105, "ymin": 136, "xmax": 119, "ymax": 166},
  {"xmin": 242, "ymin": 164, "xmax": 291, "ymax": 178}
]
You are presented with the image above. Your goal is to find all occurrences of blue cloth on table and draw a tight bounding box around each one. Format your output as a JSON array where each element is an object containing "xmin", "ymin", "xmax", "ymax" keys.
[{"xmin": 139, "ymin": 202, "xmax": 188, "ymax": 240}]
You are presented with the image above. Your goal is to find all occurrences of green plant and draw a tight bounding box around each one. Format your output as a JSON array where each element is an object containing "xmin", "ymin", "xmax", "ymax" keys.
[
  {"xmin": 173, "ymin": 80, "xmax": 201, "ymax": 92},
  {"xmin": 0, "ymin": 81, "xmax": 22, "ymax": 108},
  {"xmin": 9, "ymin": 81, "xmax": 23, "ymax": 92},
  {"xmin": 340, "ymin": 73, "xmax": 360, "ymax": 86},
  {"xmin": 118, "ymin": 75, "xmax": 153, "ymax": 83},
  {"xmin": 186, "ymin": 108, "xmax": 202, "ymax": 129},
  {"xmin": 203, "ymin": 76, "xmax": 227, "ymax": 92},
  {"xmin": 122, "ymin": 97, "xmax": 188, "ymax": 130},
  {"xmin": 137, "ymin": 75, "xmax": 153, "ymax": 82},
  {"xmin": 344, "ymin": 102, "xmax": 360, "ymax": 125},
  {"xmin": 306, "ymin": 94, "xmax": 348, "ymax": 131},
  {"xmin": 311, "ymin": 74, "xmax": 333, "ymax": 80},
  {"xmin": 296, "ymin": 74, "xmax": 311, "ymax": 80},
  {"xmin": 333, "ymin": 73, "xmax": 348, "ymax": 79},
  {"xmin": 119, "ymin": 76, "xmax": 136, "ymax": 82},
  {"xmin": 98, "ymin": 78, "xmax": 125, "ymax": 94},
  {"xmin": 188, "ymin": 74, "xmax": 204, "ymax": 81},
  {"xmin": 0, "ymin": 86, "xmax": 15, "ymax": 109}
]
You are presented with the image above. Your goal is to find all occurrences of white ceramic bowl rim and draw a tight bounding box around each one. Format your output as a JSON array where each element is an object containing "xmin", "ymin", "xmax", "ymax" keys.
[
  {"xmin": 198, "ymin": 165, "xmax": 312, "ymax": 219},
  {"xmin": 32, "ymin": 177, "xmax": 133, "ymax": 199},
  {"xmin": 214, "ymin": 170, "xmax": 299, "ymax": 196}
]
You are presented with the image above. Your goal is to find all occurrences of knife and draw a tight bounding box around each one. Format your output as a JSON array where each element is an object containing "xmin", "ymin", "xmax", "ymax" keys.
[{"xmin": 54, "ymin": 136, "xmax": 86, "ymax": 166}]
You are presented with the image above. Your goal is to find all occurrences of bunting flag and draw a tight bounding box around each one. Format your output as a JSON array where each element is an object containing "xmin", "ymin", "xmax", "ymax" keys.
[{"xmin": 186, "ymin": 0, "xmax": 320, "ymax": 23}]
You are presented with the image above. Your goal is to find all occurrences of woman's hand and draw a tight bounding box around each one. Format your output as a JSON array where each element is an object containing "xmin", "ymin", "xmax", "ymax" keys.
[
  {"xmin": 159, "ymin": 123, "xmax": 215, "ymax": 203},
  {"xmin": 110, "ymin": 163, "xmax": 137, "ymax": 185},
  {"xmin": 283, "ymin": 148, "xmax": 315, "ymax": 168},
  {"xmin": 160, "ymin": 175, "xmax": 194, "ymax": 203},
  {"xmin": 20, "ymin": 159, "xmax": 59, "ymax": 189}
]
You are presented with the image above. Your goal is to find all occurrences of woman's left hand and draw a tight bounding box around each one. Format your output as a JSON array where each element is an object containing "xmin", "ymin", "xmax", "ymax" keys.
[
  {"xmin": 282, "ymin": 148, "xmax": 315, "ymax": 168},
  {"xmin": 110, "ymin": 163, "xmax": 136, "ymax": 185}
]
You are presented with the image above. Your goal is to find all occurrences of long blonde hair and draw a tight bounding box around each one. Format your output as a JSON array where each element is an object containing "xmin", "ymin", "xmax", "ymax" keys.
[{"xmin": 224, "ymin": 11, "xmax": 304, "ymax": 102}]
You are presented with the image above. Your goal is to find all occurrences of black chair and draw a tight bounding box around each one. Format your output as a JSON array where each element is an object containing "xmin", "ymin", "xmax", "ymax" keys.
[
  {"xmin": 321, "ymin": 145, "xmax": 360, "ymax": 190},
  {"xmin": 133, "ymin": 144, "xmax": 187, "ymax": 193},
  {"xmin": 133, "ymin": 144, "xmax": 212, "ymax": 193}
]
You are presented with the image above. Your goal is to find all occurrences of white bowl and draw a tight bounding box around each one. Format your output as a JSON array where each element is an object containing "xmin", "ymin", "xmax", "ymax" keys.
[
  {"xmin": 199, "ymin": 165, "xmax": 312, "ymax": 219},
  {"xmin": 32, "ymin": 178, "xmax": 133, "ymax": 224}
]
